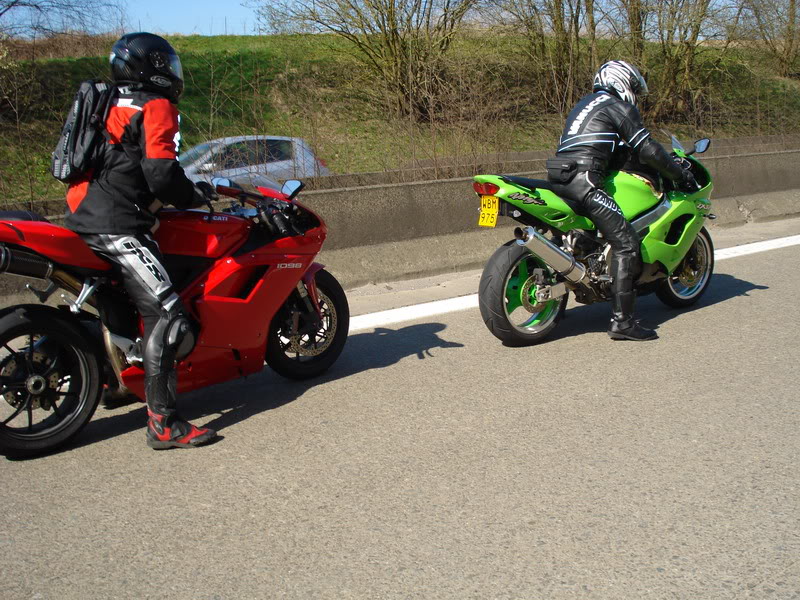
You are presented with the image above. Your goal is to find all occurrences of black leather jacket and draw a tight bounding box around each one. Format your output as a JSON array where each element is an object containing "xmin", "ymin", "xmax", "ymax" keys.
[
  {"xmin": 556, "ymin": 92, "xmax": 684, "ymax": 182},
  {"xmin": 65, "ymin": 86, "xmax": 199, "ymax": 235}
]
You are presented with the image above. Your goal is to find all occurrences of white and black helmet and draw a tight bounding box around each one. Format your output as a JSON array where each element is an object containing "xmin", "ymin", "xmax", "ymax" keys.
[{"xmin": 592, "ymin": 60, "xmax": 648, "ymax": 105}]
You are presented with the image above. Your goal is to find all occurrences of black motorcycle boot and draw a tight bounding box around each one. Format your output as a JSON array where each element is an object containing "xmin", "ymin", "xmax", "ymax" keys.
[
  {"xmin": 144, "ymin": 371, "xmax": 217, "ymax": 449},
  {"xmin": 608, "ymin": 291, "xmax": 658, "ymax": 341}
]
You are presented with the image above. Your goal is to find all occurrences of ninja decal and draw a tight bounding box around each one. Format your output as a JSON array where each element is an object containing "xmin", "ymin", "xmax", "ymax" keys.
[{"xmin": 509, "ymin": 192, "xmax": 546, "ymax": 206}]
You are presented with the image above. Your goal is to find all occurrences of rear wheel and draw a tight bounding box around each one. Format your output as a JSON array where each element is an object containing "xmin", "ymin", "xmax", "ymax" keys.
[
  {"xmin": 479, "ymin": 242, "xmax": 567, "ymax": 346},
  {"xmin": 0, "ymin": 306, "xmax": 102, "ymax": 457},
  {"xmin": 265, "ymin": 269, "xmax": 349, "ymax": 380},
  {"xmin": 656, "ymin": 227, "xmax": 714, "ymax": 308}
]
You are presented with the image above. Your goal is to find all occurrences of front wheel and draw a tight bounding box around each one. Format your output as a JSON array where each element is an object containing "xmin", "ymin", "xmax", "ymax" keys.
[
  {"xmin": 0, "ymin": 305, "xmax": 102, "ymax": 457},
  {"xmin": 265, "ymin": 269, "xmax": 349, "ymax": 380},
  {"xmin": 656, "ymin": 227, "xmax": 714, "ymax": 308},
  {"xmin": 479, "ymin": 242, "xmax": 567, "ymax": 346}
]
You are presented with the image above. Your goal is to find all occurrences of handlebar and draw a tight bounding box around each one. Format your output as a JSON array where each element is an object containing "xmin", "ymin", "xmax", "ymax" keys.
[
  {"xmin": 215, "ymin": 182, "xmax": 303, "ymax": 237},
  {"xmin": 256, "ymin": 200, "xmax": 299, "ymax": 237},
  {"xmin": 270, "ymin": 211, "xmax": 292, "ymax": 237}
]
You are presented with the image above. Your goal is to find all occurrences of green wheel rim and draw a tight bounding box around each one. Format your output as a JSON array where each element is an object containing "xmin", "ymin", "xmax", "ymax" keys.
[{"xmin": 503, "ymin": 254, "xmax": 561, "ymax": 333}]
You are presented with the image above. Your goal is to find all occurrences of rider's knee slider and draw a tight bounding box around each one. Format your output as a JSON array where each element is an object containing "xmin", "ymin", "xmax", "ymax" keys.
[{"xmin": 166, "ymin": 314, "xmax": 196, "ymax": 361}]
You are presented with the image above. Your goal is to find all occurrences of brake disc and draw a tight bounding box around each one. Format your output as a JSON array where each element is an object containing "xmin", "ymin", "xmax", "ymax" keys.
[
  {"xmin": 678, "ymin": 244, "xmax": 706, "ymax": 287},
  {"xmin": 284, "ymin": 292, "xmax": 337, "ymax": 357},
  {"xmin": 1, "ymin": 349, "xmax": 60, "ymax": 410},
  {"xmin": 521, "ymin": 278, "xmax": 547, "ymax": 313}
]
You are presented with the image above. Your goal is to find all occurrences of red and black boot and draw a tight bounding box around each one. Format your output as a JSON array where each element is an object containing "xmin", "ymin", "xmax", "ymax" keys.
[
  {"xmin": 146, "ymin": 410, "xmax": 217, "ymax": 449},
  {"xmin": 144, "ymin": 372, "xmax": 216, "ymax": 449}
]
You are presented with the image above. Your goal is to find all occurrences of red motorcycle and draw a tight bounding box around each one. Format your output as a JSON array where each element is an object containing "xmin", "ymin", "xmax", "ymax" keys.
[{"xmin": 0, "ymin": 179, "xmax": 349, "ymax": 456}]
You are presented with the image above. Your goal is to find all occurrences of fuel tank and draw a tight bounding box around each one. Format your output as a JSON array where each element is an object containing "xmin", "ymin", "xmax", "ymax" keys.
[
  {"xmin": 155, "ymin": 209, "xmax": 252, "ymax": 258},
  {"xmin": 605, "ymin": 171, "xmax": 662, "ymax": 220}
]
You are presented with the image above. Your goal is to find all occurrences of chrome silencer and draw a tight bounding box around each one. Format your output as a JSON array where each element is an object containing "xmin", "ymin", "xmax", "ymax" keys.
[{"xmin": 514, "ymin": 227, "xmax": 588, "ymax": 285}]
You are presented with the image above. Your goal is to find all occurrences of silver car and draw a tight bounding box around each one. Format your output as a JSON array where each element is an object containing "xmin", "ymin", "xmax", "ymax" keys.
[{"xmin": 179, "ymin": 135, "xmax": 330, "ymax": 190}]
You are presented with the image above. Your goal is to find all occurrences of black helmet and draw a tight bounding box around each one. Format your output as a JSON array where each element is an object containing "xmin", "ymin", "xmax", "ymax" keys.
[
  {"xmin": 592, "ymin": 60, "xmax": 648, "ymax": 106},
  {"xmin": 110, "ymin": 32, "xmax": 184, "ymax": 103}
]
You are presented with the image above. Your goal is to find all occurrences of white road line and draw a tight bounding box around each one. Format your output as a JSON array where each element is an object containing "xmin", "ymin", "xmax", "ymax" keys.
[
  {"xmin": 349, "ymin": 234, "xmax": 800, "ymax": 333},
  {"xmin": 714, "ymin": 234, "xmax": 800, "ymax": 260}
]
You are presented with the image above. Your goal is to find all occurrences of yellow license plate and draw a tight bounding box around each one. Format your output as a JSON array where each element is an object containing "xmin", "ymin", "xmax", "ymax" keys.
[{"xmin": 478, "ymin": 195, "xmax": 499, "ymax": 227}]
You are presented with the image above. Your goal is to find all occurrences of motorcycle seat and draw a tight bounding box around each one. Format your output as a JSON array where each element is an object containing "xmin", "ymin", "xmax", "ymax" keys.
[
  {"xmin": 0, "ymin": 210, "xmax": 50, "ymax": 223},
  {"xmin": 501, "ymin": 175, "xmax": 569, "ymax": 197}
]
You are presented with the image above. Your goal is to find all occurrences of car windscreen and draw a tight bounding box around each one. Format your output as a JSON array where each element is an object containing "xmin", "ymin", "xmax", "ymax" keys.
[
  {"xmin": 178, "ymin": 142, "xmax": 217, "ymax": 166},
  {"xmin": 235, "ymin": 140, "xmax": 294, "ymax": 165}
]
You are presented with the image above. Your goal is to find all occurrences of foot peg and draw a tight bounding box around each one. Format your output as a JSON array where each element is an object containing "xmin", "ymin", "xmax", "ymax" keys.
[{"xmin": 61, "ymin": 278, "xmax": 99, "ymax": 314}]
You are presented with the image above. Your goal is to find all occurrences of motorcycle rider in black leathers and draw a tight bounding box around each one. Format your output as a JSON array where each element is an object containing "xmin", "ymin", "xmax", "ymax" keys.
[
  {"xmin": 65, "ymin": 33, "xmax": 218, "ymax": 449},
  {"xmin": 548, "ymin": 60, "xmax": 698, "ymax": 341}
]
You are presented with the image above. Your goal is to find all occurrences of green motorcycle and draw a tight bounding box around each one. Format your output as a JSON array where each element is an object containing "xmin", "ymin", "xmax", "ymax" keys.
[{"xmin": 474, "ymin": 136, "xmax": 715, "ymax": 345}]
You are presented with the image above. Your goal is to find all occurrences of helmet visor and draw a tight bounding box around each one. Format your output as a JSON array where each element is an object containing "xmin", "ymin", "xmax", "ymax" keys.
[
  {"xmin": 637, "ymin": 74, "xmax": 649, "ymax": 97},
  {"xmin": 167, "ymin": 53, "xmax": 183, "ymax": 81}
]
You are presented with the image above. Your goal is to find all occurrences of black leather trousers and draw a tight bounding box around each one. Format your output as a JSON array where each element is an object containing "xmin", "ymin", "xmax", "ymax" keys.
[{"xmin": 558, "ymin": 171, "xmax": 642, "ymax": 298}]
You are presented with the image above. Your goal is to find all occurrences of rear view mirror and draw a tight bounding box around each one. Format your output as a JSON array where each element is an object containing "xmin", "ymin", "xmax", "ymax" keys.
[
  {"xmin": 281, "ymin": 179, "xmax": 304, "ymax": 200},
  {"xmin": 694, "ymin": 138, "xmax": 711, "ymax": 154},
  {"xmin": 212, "ymin": 178, "xmax": 243, "ymax": 199},
  {"xmin": 211, "ymin": 177, "xmax": 230, "ymax": 189}
]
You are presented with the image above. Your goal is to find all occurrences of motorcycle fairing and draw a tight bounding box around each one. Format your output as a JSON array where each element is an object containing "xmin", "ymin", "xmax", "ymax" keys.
[
  {"xmin": 120, "ymin": 346, "xmax": 241, "ymax": 395},
  {"xmin": 0, "ymin": 221, "xmax": 111, "ymax": 272},
  {"xmin": 191, "ymin": 253, "xmax": 316, "ymax": 350},
  {"xmin": 117, "ymin": 204, "xmax": 328, "ymax": 399},
  {"xmin": 490, "ymin": 176, "xmax": 594, "ymax": 230},
  {"xmin": 639, "ymin": 202, "xmax": 705, "ymax": 273},
  {"xmin": 118, "ymin": 255, "xmax": 318, "ymax": 398}
]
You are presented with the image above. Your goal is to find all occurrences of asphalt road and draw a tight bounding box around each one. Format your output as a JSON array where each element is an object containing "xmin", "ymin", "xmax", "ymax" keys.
[{"xmin": 2, "ymin": 219, "xmax": 800, "ymax": 600}]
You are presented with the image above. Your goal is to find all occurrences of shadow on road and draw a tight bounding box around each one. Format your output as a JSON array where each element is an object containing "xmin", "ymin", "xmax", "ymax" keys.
[
  {"xmin": 549, "ymin": 272, "xmax": 769, "ymax": 340},
  {"xmin": 13, "ymin": 272, "xmax": 765, "ymax": 458},
  {"xmin": 67, "ymin": 322, "xmax": 464, "ymax": 452}
]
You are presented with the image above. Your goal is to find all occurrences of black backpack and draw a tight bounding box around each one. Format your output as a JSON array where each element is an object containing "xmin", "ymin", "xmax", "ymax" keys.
[{"xmin": 50, "ymin": 80, "xmax": 117, "ymax": 183}]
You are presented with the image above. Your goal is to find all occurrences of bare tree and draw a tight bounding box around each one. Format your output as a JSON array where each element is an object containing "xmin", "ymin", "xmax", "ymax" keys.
[
  {"xmin": 648, "ymin": 0, "xmax": 739, "ymax": 120},
  {"xmin": 0, "ymin": 0, "xmax": 124, "ymax": 37},
  {"xmin": 745, "ymin": 0, "xmax": 800, "ymax": 76},
  {"xmin": 498, "ymin": 0, "xmax": 596, "ymax": 112},
  {"xmin": 584, "ymin": 0, "xmax": 599, "ymax": 70},
  {"xmin": 254, "ymin": 0, "xmax": 479, "ymax": 120}
]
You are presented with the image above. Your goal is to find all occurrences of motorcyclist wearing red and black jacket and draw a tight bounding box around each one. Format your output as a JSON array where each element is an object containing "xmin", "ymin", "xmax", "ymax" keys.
[
  {"xmin": 65, "ymin": 32, "xmax": 217, "ymax": 449},
  {"xmin": 548, "ymin": 60, "xmax": 698, "ymax": 341}
]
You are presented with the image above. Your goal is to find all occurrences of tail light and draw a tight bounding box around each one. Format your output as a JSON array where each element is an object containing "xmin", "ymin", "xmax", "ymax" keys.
[
  {"xmin": 473, "ymin": 182, "xmax": 500, "ymax": 196},
  {"xmin": 317, "ymin": 158, "xmax": 328, "ymax": 169}
]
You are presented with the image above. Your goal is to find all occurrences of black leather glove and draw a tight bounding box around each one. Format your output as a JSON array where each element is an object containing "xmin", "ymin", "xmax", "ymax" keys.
[
  {"xmin": 678, "ymin": 169, "xmax": 700, "ymax": 193},
  {"xmin": 192, "ymin": 181, "xmax": 218, "ymax": 208}
]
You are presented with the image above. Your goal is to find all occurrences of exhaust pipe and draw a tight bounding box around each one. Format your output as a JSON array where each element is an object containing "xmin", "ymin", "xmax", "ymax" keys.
[
  {"xmin": 0, "ymin": 245, "xmax": 53, "ymax": 280},
  {"xmin": 514, "ymin": 227, "xmax": 588, "ymax": 285}
]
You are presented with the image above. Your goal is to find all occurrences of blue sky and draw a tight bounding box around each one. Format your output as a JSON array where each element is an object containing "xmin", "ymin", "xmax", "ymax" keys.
[{"xmin": 124, "ymin": 0, "xmax": 259, "ymax": 36}]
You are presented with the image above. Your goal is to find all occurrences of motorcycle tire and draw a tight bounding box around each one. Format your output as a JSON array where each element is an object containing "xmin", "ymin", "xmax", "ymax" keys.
[
  {"xmin": 655, "ymin": 227, "xmax": 714, "ymax": 308},
  {"xmin": 0, "ymin": 305, "xmax": 102, "ymax": 457},
  {"xmin": 265, "ymin": 269, "xmax": 349, "ymax": 380},
  {"xmin": 479, "ymin": 241, "xmax": 567, "ymax": 346}
]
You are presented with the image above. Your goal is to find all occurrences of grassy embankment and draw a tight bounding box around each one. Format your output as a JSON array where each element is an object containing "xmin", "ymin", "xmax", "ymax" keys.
[{"xmin": 2, "ymin": 33, "xmax": 800, "ymax": 209}]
